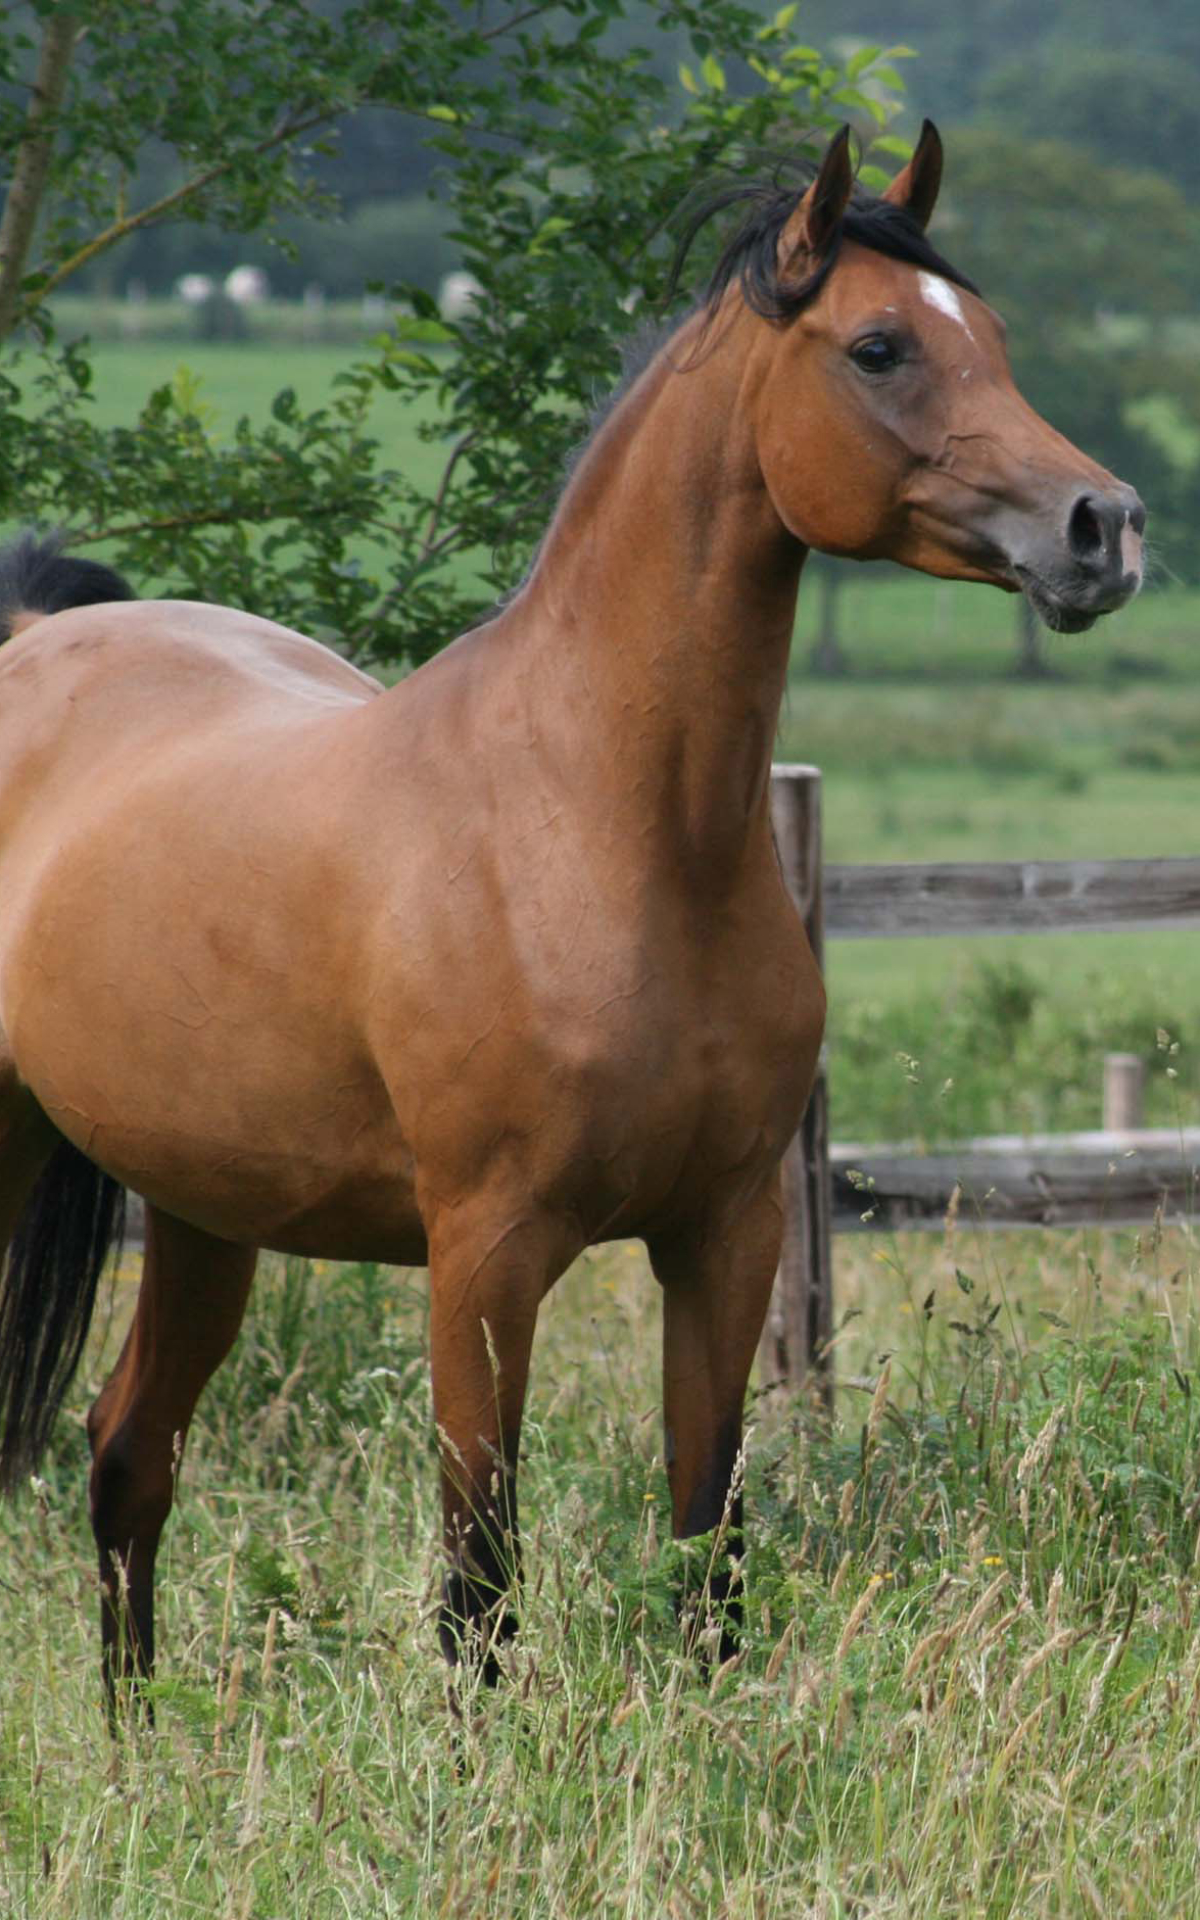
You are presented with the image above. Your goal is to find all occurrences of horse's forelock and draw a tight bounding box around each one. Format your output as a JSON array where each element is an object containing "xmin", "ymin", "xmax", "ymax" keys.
[{"xmin": 666, "ymin": 154, "xmax": 979, "ymax": 327}]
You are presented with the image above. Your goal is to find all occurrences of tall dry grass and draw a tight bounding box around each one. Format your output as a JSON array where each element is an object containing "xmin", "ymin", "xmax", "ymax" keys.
[{"xmin": 2, "ymin": 1223, "xmax": 1200, "ymax": 1916}]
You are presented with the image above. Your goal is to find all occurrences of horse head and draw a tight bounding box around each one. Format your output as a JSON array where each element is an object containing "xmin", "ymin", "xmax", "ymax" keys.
[{"xmin": 733, "ymin": 122, "xmax": 1144, "ymax": 632}]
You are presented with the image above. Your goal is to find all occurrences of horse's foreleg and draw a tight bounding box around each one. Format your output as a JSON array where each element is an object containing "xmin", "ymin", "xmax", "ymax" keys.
[
  {"xmin": 87, "ymin": 1207, "xmax": 257, "ymax": 1707},
  {"xmin": 428, "ymin": 1201, "xmax": 575, "ymax": 1682},
  {"xmin": 651, "ymin": 1178, "xmax": 783, "ymax": 1663}
]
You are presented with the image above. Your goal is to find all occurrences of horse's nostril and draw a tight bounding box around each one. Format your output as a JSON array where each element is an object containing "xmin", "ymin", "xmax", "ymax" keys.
[{"xmin": 1068, "ymin": 495, "xmax": 1105, "ymax": 560}]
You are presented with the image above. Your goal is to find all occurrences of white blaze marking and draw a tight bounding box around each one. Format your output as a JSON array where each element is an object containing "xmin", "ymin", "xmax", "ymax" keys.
[
  {"xmin": 1120, "ymin": 509, "xmax": 1142, "ymax": 579},
  {"xmin": 918, "ymin": 271, "xmax": 974, "ymax": 339}
]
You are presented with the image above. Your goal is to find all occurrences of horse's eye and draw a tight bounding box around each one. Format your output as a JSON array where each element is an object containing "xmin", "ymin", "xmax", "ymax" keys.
[{"xmin": 850, "ymin": 335, "xmax": 900, "ymax": 375}]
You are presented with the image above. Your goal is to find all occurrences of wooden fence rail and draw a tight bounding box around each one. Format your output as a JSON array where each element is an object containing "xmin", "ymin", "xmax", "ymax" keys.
[
  {"xmin": 760, "ymin": 764, "xmax": 1200, "ymax": 1395},
  {"xmin": 825, "ymin": 856, "xmax": 1200, "ymax": 939},
  {"xmin": 831, "ymin": 1130, "xmax": 1200, "ymax": 1233}
]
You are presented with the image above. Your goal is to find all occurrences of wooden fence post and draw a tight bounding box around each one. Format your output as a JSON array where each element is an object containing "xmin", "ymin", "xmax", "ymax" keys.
[
  {"xmin": 757, "ymin": 765, "xmax": 833, "ymax": 1402},
  {"xmin": 1103, "ymin": 1052, "xmax": 1145, "ymax": 1131}
]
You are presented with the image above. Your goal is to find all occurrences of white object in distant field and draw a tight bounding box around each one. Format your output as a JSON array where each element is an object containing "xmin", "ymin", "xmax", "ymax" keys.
[
  {"xmin": 225, "ymin": 265, "xmax": 269, "ymax": 306},
  {"xmin": 438, "ymin": 271, "xmax": 482, "ymax": 321},
  {"xmin": 176, "ymin": 272, "xmax": 215, "ymax": 305}
]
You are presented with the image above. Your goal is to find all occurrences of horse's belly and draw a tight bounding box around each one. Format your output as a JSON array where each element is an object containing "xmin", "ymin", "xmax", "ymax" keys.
[{"xmin": 16, "ymin": 1017, "xmax": 424, "ymax": 1259}]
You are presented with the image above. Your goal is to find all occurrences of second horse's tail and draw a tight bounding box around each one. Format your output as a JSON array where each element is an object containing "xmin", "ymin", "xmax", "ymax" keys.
[
  {"xmin": 0, "ymin": 531, "xmax": 135, "ymax": 642},
  {"xmin": 0, "ymin": 1143, "xmax": 126, "ymax": 1493},
  {"xmin": 0, "ymin": 530, "xmax": 134, "ymax": 1489}
]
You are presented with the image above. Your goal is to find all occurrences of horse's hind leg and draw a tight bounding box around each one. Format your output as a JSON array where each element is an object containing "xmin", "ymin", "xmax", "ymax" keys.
[
  {"xmin": 87, "ymin": 1206, "xmax": 257, "ymax": 1701},
  {"xmin": 650, "ymin": 1179, "xmax": 783, "ymax": 1663}
]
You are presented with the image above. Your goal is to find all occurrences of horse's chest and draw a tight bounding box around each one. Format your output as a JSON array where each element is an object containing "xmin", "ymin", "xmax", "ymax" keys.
[
  {"xmin": 584, "ymin": 939, "xmax": 821, "ymax": 1161},
  {"xmin": 407, "ymin": 900, "xmax": 824, "ymax": 1229}
]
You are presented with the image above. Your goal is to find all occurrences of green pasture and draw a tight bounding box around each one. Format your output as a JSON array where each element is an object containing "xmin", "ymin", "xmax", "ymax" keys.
[
  {"xmin": 74, "ymin": 339, "xmax": 457, "ymax": 502},
  {"xmin": 4, "ymin": 1231, "xmax": 1200, "ymax": 1917},
  {"xmin": 62, "ymin": 339, "xmax": 1200, "ymax": 1141}
]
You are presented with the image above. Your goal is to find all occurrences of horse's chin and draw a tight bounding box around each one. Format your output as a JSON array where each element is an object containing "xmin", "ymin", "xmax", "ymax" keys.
[{"xmin": 1017, "ymin": 576, "xmax": 1101, "ymax": 636}]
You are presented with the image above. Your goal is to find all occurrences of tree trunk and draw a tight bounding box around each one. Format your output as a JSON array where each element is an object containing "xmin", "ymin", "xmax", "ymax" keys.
[
  {"xmin": 1013, "ymin": 593, "xmax": 1050, "ymax": 678},
  {"xmin": 756, "ymin": 767, "xmax": 833, "ymax": 1403},
  {"xmin": 0, "ymin": 14, "xmax": 80, "ymax": 341},
  {"xmin": 807, "ymin": 563, "xmax": 849, "ymax": 676}
]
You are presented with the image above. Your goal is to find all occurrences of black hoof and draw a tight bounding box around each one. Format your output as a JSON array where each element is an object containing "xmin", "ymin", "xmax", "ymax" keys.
[
  {"xmin": 439, "ymin": 1569, "xmax": 518, "ymax": 1685},
  {"xmin": 676, "ymin": 1563, "xmax": 744, "ymax": 1669}
]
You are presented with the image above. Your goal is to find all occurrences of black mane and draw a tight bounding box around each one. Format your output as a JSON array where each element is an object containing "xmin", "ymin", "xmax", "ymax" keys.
[{"xmin": 669, "ymin": 154, "xmax": 979, "ymax": 324}]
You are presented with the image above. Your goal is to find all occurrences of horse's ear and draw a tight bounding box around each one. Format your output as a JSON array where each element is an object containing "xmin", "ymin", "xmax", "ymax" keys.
[
  {"xmin": 777, "ymin": 125, "xmax": 855, "ymax": 273},
  {"xmin": 881, "ymin": 119, "xmax": 943, "ymax": 230}
]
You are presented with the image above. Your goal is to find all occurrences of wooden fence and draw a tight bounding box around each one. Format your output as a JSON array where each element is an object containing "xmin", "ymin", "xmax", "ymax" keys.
[{"xmin": 757, "ymin": 763, "xmax": 1200, "ymax": 1394}]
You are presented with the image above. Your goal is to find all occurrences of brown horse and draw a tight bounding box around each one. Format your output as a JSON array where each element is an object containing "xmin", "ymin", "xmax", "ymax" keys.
[{"xmin": 0, "ymin": 124, "xmax": 1142, "ymax": 1697}]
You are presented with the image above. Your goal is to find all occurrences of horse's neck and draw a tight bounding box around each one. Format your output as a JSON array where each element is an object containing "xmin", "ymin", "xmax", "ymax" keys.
[{"xmin": 509, "ymin": 313, "xmax": 804, "ymax": 876}]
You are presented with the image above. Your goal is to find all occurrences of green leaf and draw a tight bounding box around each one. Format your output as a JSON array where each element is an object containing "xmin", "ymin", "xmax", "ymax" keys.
[
  {"xmin": 845, "ymin": 45, "xmax": 881, "ymax": 80},
  {"xmin": 423, "ymin": 104, "xmax": 461, "ymax": 124},
  {"xmin": 400, "ymin": 316, "xmax": 454, "ymax": 345},
  {"xmin": 678, "ymin": 62, "xmax": 697, "ymax": 94},
  {"xmin": 831, "ymin": 86, "xmax": 887, "ymax": 126},
  {"xmin": 528, "ymin": 215, "xmax": 572, "ymax": 255},
  {"xmin": 757, "ymin": 2, "xmax": 798, "ymax": 32},
  {"xmin": 701, "ymin": 52, "xmax": 726, "ymax": 92}
]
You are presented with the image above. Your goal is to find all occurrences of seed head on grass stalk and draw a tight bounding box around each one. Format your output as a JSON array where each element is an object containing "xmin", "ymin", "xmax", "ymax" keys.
[{"xmin": 834, "ymin": 1575, "xmax": 884, "ymax": 1666}]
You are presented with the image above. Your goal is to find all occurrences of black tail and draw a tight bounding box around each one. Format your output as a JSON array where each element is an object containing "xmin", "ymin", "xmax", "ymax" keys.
[
  {"xmin": 0, "ymin": 530, "xmax": 135, "ymax": 643},
  {"xmin": 0, "ymin": 1143, "xmax": 126, "ymax": 1493}
]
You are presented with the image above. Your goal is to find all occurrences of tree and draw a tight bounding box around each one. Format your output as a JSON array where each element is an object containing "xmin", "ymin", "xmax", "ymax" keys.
[
  {"xmin": 979, "ymin": 50, "xmax": 1200, "ymax": 198},
  {"xmin": 0, "ymin": 1, "xmax": 908, "ymax": 666},
  {"xmin": 772, "ymin": 0, "xmax": 1200, "ymax": 166}
]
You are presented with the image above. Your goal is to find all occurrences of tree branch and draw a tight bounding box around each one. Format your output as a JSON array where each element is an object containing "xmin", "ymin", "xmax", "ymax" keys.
[
  {"xmin": 0, "ymin": 13, "xmax": 81, "ymax": 341},
  {"xmin": 417, "ymin": 430, "xmax": 479, "ymax": 561},
  {"xmin": 361, "ymin": 470, "xmax": 560, "ymax": 641},
  {"xmin": 22, "ymin": 100, "xmax": 341, "ymax": 325},
  {"xmin": 70, "ymin": 495, "xmax": 351, "ymax": 544},
  {"xmin": 477, "ymin": 3, "xmax": 559, "ymax": 42}
]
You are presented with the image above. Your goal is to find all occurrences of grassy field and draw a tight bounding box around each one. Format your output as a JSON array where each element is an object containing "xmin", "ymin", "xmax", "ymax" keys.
[
  {"xmin": 782, "ymin": 653, "xmax": 1200, "ymax": 1139},
  {"xmin": 4, "ymin": 1231, "xmax": 1200, "ymax": 1916}
]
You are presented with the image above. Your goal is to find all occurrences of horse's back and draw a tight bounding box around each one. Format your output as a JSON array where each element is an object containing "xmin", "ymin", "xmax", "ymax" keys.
[
  {"xmin": 0, "ymin": 597, "xmax": 379, "ymax": 751},
  {"xmin": 0, "ymin": 597, "xmax": 382, "ymax": 911}
]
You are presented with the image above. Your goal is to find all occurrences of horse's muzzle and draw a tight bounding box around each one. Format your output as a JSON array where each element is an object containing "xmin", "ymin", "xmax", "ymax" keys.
[{"xmin": 1014, "ymin": 482, "xmax": 1145, "ymax": 633}]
